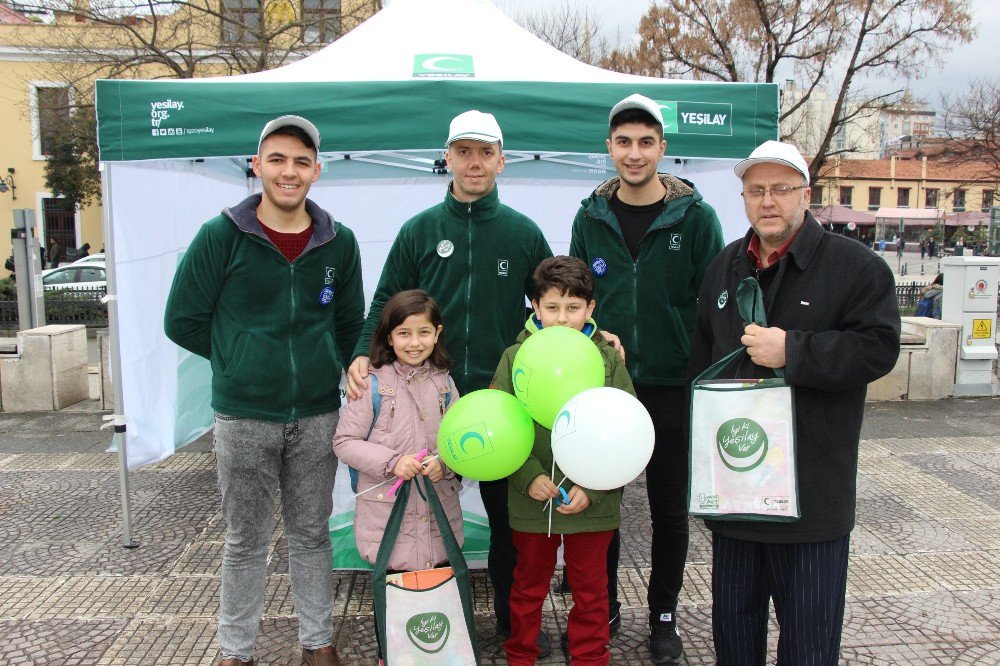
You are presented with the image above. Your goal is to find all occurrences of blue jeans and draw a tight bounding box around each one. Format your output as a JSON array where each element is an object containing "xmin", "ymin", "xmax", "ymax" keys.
[{"xmin": 214, "ymin": 411, "xmax": 339, "ymax": 661}]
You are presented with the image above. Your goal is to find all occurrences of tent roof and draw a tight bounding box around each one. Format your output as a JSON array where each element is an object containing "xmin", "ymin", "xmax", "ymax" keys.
[
  {"xmin": 812, "ymin": 205, "xmax": 876, "ymax": 224},
  {"xmin": 96, "ymin": 0, "xmax": 777, "ymax": 162}
]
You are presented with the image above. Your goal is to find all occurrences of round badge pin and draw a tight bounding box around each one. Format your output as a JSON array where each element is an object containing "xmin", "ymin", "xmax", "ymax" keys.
[
  {"xmin": 591, "ymin": 257, "xmax": 608, "ymax": 277},
  {"xmin": 319, "ymin": 286, "xmax": 335, "ymax": 305},
  {"xmin": 437, "ymin": 240, "xmax": 454, "ymax": 258}
]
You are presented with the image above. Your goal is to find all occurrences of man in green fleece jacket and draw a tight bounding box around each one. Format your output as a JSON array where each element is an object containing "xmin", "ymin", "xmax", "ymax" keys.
[
  {"xmin": 492, "ymin": 256, "xmax": 635, "ymax": 665},
  {"xmin": 345, "ymin": 110, "xmax": 554, "ymax": 654},
  {"xmin": 569, "ymin": 94, "xmax": 725, "ymax": 664},
  {"xmin": 165, "ymin": 116, "xmax": 362, "ymax": 666}
]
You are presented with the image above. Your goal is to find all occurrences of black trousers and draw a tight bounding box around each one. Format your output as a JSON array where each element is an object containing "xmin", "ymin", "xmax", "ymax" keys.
[
  {"xmin": 637, "ymin": 385, "xmax": 690, "ymax": 620},
  {"xmin": 712, "ymin": 533, "xmax": 850, "ymax": 665},
  {"xmin": 483, "ymin": 481, "xmax": 622, "ymax": 633}
]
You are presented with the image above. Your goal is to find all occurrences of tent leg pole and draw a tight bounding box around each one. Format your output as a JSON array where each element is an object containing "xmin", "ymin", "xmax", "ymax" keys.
[{"xmin": 101, "ymin": 163, "xmax": 139, "ymax": 549}]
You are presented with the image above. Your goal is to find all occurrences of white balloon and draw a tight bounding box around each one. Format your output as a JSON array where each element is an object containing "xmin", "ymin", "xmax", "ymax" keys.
[{"xmin": 550, "ymin": 387, "xmax": 655, "ymax": 491}]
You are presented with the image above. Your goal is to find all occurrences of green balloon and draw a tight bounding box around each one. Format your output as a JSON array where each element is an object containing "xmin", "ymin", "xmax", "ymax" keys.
[
  {"xmin": 437, "ymin": 389, "xmax": 534, "ymax": 481},
  {"xmin": 511, "ymin": 326, "xmax": 605, "ymax": 429}
]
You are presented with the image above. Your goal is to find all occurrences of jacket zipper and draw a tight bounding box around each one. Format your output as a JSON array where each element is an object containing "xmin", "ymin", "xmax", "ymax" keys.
[
  {"xmin": 464, "ymin": 202, "xmax": 473, "ymax": 384},
  {"xmin": 288, "ymin": 263, "xmax": 298, "ymax": 418}
]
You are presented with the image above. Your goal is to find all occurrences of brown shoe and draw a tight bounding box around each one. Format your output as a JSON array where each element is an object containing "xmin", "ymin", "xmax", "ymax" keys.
[
  {"xmin": 302, "ymin": 645, "xmax": 343, "ymax": 666},
  {"xmin": 218, "ymin": 659, "xmax": 256, "ymax": 666}
]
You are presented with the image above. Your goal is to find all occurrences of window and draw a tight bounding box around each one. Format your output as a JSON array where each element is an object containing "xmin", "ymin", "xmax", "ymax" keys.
[
  {"xmin": 925, "ymin": 188, "xmax": 939, "ymax": 208},
  {"xmin": 983, "ymin": 190, "xmax": 995, "ymax": 212},
  {"xmin": 897, "ymin": 187, "xmax": 910, "ymax": 208},
  {"xmin": 302, "ymin": 0, "xmax": 341, "ymax": 43},
  {"xmin": 810, "ymin": 185, "xmax": 823, "ymax": 208},
  {"xmin": 868, "ymin": 186, "xmax": 882, "ymax": 211},
  {"xmin": 32, "ymin": 84, "xmax": 70, "ymax": 158},
  {"xmin": 953, "ymin": 188, "xmax": 966, "ymax": 211},
  {"xmin": 221, "ymin": 0, "xmax": 260, "ymax": 44},
  {"xmin": 839, "ymin": 186, "xmax": 853, "ymax": 207}
]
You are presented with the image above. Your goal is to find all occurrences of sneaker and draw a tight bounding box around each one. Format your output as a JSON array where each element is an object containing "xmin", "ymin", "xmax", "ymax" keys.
[
  {"xmin": 497, "ymin": 626, "xmax": 552, "ymax": 659},
  {"xmin": 559, "ymin": 603, "xmax": 621, "ymax": 652},
  {"xmin": 302, "ymin": 645, "xmax": 343, "ymax": 666},
  {"xmin": 649, "ymin": 616, "xmax": 684, "ymax": 664}
]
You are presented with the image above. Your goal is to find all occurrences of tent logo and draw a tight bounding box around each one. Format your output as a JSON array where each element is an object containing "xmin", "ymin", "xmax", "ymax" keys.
[
  {"xmin": 413, "ymin": 54, "xmax": 475, "ymax": 78},
  {"xmin": 655, "ymin": 100, "xmax": 733, "ymax": 136}
]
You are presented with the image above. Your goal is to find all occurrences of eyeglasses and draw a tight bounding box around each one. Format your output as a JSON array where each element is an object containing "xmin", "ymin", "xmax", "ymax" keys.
[{"xmin": 741, "ymin": 184, "xmax": 807, "ymax": 202}]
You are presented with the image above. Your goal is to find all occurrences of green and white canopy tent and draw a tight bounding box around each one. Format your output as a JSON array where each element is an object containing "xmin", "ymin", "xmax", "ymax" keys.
[{"xmin": 95, "ymin": 0, "xmax": 777, "ymax": 559}]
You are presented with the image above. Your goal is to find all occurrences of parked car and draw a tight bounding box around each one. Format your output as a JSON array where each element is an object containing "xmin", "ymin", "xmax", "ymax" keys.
[
  {"xmin": 41, "ymin": 262, "xmax": 107, "ymax": 291},
  {"xmin": 71, "ymin": 253, "xmax": 105, "ymax": 266}
]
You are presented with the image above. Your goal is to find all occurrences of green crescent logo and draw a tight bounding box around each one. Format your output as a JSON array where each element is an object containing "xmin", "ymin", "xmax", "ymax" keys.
[
  {"xmin": 413, "ymin": 53, "xmax": 474, "ymax": 78},
  {"xmin": 406, "ymin": 612, "xmax": 451, "ymax": 653},
  {"xmin": 716, "ymin": 418, "xmax": 768, "ymax": 471},
  {"xmin": 459, "ymin": 431, "xmax": 486, "ymax": 454},
  {"xmin": 512, "ymin": 367, "xmax": 526, "ymax": 393},
  {"xmin": 553, "ymin": 409, "xmax": 571, "ymax": 434}
]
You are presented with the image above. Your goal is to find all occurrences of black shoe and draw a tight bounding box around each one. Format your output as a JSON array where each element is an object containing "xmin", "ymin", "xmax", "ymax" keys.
[
  {"xmin": 560, "ymin": 604, "xmax": 621, "ymax": 653},
  {"xmin": 649, "ymin": 617, "xmax": 684, "ymax": 664},
  {"xmin": 497, "ymin": 626, "xmax": 552, "ymax": 659}
]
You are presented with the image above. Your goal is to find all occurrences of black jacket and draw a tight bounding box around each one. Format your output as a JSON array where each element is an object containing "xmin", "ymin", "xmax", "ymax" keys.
[{"xmin": 689, "ymin": 213, "xmax": 900, "ymax": 543}]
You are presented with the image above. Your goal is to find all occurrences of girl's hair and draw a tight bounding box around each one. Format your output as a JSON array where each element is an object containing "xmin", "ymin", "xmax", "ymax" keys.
[{"xmin": 369, "ymin": 289, "xmax": 452, "ymax": 369}]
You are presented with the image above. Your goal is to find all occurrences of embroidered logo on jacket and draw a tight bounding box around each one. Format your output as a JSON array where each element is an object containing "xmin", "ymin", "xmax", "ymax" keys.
[
  {"xmin": 669, "ymin": 233, "xmax": 682, "ymax": 251},
  {"xmin": 717, "ymin": 290, "xmax": 728, "ymax": 309},
  {"xmin": 324, "ymin": 267, "xmax": 335, "ymax": 284},
  {"xmin": 498, "ymin": 259, "xmax": 509, "ymax": 276}
]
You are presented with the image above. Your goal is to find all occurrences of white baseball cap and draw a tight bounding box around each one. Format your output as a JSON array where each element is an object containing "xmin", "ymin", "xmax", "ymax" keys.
[
  {"xmin": 734, "ymin": 140, "xmax": 810, "ymax": 183},
  {"xmin": 609, "ymin": 93, "xmax": 665, "ymax": 127},
  {"xmin": 446, "ymin": 110, "xmax": 503, "ymax": 147},
  {"xmin": 258, "ymin": 115, "xmax": 321, "ymax": 154}
]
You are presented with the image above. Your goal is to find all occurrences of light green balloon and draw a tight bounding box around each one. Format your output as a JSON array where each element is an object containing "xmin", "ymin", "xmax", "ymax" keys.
[
  {"xmin": 511, "ymin": 326, "xmax": 605, "ymax": 429},
  {"xmin": 437, "ymin": 389, "xmax": 534, "ymax": 481}
]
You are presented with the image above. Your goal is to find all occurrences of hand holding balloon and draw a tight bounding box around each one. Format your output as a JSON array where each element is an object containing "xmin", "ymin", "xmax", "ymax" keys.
[
  {"xmin": 556, "ymin": 485, "xmax": 591, "ymax": 515},
  {"xmin": 528, "ymin": 474, "xmax": 559, "ymax": 502}
]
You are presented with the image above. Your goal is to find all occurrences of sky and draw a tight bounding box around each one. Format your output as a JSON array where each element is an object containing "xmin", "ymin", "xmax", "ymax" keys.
[{"xmin": 495, "ymin": 0, "xmax": 998, "ymax": 107}]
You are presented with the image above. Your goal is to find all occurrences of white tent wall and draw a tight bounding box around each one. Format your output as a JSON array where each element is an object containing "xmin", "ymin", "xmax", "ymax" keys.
[{"xmin": 109, "ymin": 158, "xmax": 746, "ymax": 467}]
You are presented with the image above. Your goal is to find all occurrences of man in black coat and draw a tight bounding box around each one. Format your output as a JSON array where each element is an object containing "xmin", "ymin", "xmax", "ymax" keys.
[{"xmin": 689, "ymin": 140, "xmax": 900, "ymax": 665}]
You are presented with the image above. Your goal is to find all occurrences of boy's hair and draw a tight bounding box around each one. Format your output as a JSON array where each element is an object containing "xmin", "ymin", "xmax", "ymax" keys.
[
  {"xmin": 532, "ymin": 256, "xmax": 595, "ymax": 302},
  {"xmin": 369, "ymin": 289, "xmax": 452, "ymax": 370},
  {"xmin": 609, "ymin": 108, "xmax": 664, "ymax": 140},
  {"xmin": 261, "ymin": 126, "xmax": 317, "ymax": 155}
]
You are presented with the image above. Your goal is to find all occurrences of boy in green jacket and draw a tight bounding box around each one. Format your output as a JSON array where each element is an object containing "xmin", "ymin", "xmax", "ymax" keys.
[{"xmin": 491, "ymin": 256, "xmax": 636, "ymax": 666}]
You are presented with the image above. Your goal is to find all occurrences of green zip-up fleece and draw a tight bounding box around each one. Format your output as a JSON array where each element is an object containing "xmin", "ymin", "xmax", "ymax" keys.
[
  {"xmin": 164, "ymin": 194, "xmax": 365, "ymax": 422},
  {"xmin": 569, "ymin": 175, "xmax": 724, "ymax": 387},
  {"xmin": 491, "ymin": 317, "xmax": 636, "ymax": 534},
  {"xmin": 353, "ymin": 184, "xmax": 552, "ymax": 395}
]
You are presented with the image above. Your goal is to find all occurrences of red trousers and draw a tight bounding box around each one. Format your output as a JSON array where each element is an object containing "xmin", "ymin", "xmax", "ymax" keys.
[{"xmin": 505, "ymin": 529, "xmax": 613, "ymax": 666}]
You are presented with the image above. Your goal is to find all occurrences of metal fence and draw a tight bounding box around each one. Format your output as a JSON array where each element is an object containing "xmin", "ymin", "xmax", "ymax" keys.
[
  {"xmin": 0, "ymin": 287, "xmax": 108, "ymax": 328},
  {"xmin": 896, "ymin": 282, "xmax": 924, "ymax": 315}
]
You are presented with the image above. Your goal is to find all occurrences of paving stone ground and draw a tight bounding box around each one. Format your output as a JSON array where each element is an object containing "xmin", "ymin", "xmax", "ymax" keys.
[{"xmin": 0, "ymin": 398, "xmax": 997, "ymax": 665}]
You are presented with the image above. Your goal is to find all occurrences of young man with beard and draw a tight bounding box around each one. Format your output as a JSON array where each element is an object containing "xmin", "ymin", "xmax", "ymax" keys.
[
  {"xmin": 689, "ymin": 140, "xmax": 899, "ymax": 664},
  {"xmin": 166, "ymin": 116, "xmax": 364, "ymax": 666},
  {"xmin": 569, "ymin": 94, "xmax": 724, "ymax": 663}
]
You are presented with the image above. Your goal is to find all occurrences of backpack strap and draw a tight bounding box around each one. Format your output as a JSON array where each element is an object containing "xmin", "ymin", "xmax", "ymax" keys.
[{"xmin": 350, "ymin": 373, "xmax": 384, "ymax": 494}]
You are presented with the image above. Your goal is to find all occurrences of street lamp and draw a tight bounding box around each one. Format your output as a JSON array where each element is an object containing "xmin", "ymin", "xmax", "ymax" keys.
[{"xmin": 0, "ymin": 168, "xmax": 15, "ymax": 200}]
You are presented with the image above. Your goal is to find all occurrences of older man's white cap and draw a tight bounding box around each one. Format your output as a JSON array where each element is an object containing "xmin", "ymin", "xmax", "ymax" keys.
[{"xmin": 734, "ymin": 140, "xmax": 810, "ymax": 183}]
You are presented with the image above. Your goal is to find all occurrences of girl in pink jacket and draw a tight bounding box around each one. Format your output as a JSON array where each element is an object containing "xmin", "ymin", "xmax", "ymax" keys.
[{"xmin": 332, "ymin": 289, "xmax": 463, "ymax": 654}]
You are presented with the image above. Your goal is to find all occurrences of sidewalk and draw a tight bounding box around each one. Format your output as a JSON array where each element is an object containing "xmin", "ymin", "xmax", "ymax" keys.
[{"xmin": 1, "ymin": 398, "xmax": 998, "ymax": 664}]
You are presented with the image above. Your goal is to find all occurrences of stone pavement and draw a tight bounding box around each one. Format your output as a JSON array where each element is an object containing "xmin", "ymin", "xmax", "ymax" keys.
[{"xmin": 0, "ymin": 398, "xmax": 997, "ymax": 665}]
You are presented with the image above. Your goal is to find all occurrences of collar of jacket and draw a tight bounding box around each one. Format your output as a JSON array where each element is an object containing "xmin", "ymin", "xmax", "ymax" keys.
[
  {"xmin": 390, "ymin": 359, "xmax": 434, "ymax": 381},
  {"xmin": 584, "ymin": 174, "xmax": 701, "ymax": 231},
  {"xmin": 733, "ymin": 210, "xmax": 824, "ymax": 278},
  {"xmin": 222, "ymin": 193, "xmax": 338, "ymax": 248},
  {"xmin": 520, "ymin": 315, "xmax": 598, "ymax": 340},
  {"xmin": 443, "ymin": 182, "xmax": 501, "ymax": 221}
]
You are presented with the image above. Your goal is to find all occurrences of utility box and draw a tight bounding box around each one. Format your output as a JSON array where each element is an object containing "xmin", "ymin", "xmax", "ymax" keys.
[
  {"xmin": 0, "ymin": 325, "xmax": 89, "ymax": 411},
  {"xmin": 941, "ymin": 257, "xmax": 999, "ymax": 396}
]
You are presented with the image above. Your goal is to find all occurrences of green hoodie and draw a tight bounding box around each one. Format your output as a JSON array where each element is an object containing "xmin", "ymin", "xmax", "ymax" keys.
[
  {"xmin": 164, "ymin": 194, "xmax": 365, "ymax": 422},
  {"xmin": 353, "ymin": 184, "xmax": 552, "ymax": 394},
  {"xmin": 569, "ymin": 175, "xmax": 724, "ymax": 387},
  {"xmin": 492, "ymin": 317, "xmax": 635, "ymax": 534}
]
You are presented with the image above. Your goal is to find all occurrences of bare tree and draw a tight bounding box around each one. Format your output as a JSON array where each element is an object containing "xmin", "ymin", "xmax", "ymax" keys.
[
  {"xmin": 608, "ymin": 0, "xmax": 974, "ymax": 181},
  {"xmin": 939, "ymin": 77, "xmax": 1000, "ymax": 180},
  {"xmin": 504, "ymin": 0, "xmax": 621, "ymax": 66}
]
